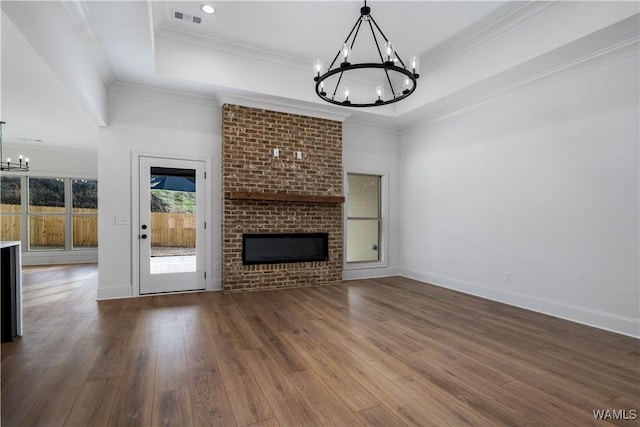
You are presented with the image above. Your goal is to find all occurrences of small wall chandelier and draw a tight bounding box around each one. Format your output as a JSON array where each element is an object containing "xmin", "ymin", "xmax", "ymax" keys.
[
  {"xmin": 313, "ymin": 0, "xmax": 420, "ymax": 107},
  {"xmin": 0, "ymin": 121, "xmax": 30, "ymax": 172}
]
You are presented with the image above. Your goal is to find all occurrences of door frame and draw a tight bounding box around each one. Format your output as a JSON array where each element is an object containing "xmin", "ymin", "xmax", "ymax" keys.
[{"xmin": 131, "ymin": 151, "xmax": 213, "ymax": 297}]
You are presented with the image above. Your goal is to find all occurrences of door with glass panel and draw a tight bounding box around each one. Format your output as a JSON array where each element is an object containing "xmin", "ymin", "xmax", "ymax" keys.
[{"xmin": 139, "ymin": 157, "xmax": 205, "ymax": 294}]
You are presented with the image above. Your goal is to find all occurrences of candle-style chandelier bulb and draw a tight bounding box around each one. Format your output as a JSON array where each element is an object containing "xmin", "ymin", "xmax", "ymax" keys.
[
  {"xmin": 314, "ymin": 59, "xmax": 323, "ymax": 78},
  {"xmin": 410, "ymin": 56, "xmax": 420, "ymax": 77},
  {"xmin": 343, "ymin": 86, "xmax": 351, "ymax": 105},
  {"xmin": 385, "ymin": 42, "xmax": 395, "ymax": 64},
  {"xmin": 375, "ymin": 86, "xmax": 384, "ymax": 104},
  {"xmin": 341, "ymin": 43, "xmax": 351, "ymax": 66},
  {"xmin": 319, "ymin": 81, "xmax": 326, "ymax": 96},
  {"xmin": 403, "ymin": 77, "xmax": 411, "ymax": 94}
]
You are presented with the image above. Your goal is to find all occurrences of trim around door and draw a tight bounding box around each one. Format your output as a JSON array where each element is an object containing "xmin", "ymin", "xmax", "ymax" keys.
[{"xmin": 131, "ymin": 151, "xmax": 214, "ymax": 296}]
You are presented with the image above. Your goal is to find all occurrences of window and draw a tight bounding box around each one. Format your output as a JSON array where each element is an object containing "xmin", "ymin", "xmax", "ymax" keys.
[
  {"xmin": 346, "ymin": 173, "xmax": 381, "ymax": 263},
  {"xmin": 0, "ymin": 176, "xmax": 97, "ymax": 251},
  {"xmin": 72, "ymin": 179, "xmax": 98, "ymax": 249},
  {"xmin": 0, "ymin": 176, "xmax": 22, "ymax": 242},
  {"xmin": 28, "ymin": 177, "xmax": 66, "ymax": 250}
]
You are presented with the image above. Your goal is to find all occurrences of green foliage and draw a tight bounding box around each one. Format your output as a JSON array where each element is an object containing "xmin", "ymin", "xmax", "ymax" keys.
[
  {"xmin": 0, "ymin": 176, "xmax": 21, "ymax": 205},
  {"xmin": 150, "ymin": 190, "xmax": 195, "ymax": 213},
  {"xmin": 0, "ymin": 177, "xmax": 98, "ymax": 209},
  {"xmin": 72, "ymin": 180, "xmax": 98, "ymax": 209},
  {"xmin": 29, "ymin": 178, "xmax": 65, "ymax": 207}
]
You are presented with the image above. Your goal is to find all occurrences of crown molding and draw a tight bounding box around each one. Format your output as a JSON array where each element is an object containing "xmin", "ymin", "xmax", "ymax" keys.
[
  {"xmin": 108, "ymin": 81, "xmax": 219, "ymax": 107},
  {"xmin": 217, "ymin": 92, "xmax": 351, "ymax": 123},
  {"xmin": 420, "ymin": 1, "xmax": 556, "ymax": 74},
  {"xmin": 2, "ymin": 142, "xmax": 97, "ymax": 155},
  {"xmin": 342, "ymin": 118, "xmax": 402, "ymax": 137},
  {"xmin": 402, "ymin": 17, "xmax": 639, "ymax": 135},
  {"xmin": 151, "ymin": 2, "xmax": 546, "ymax": 91}
]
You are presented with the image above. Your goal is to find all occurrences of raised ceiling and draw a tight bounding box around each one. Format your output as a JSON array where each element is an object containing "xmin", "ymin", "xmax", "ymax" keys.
[{"xmin": 1, "ymin": 1, "xmax": 638, "ymax": 149}]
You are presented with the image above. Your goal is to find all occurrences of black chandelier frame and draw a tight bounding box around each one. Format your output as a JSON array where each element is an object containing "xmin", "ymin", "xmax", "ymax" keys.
[
  {"xmin": 314, "ymin": 1, "xmax": 419, "ymax": 107},
  {"xmin": 0, "ymin": 121, "xmax": 30, "ymax": 172}
]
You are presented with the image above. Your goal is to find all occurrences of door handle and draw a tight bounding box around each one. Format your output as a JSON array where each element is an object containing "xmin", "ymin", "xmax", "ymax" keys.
[{"xmin": 140, "ymin": 234, "xmax": 148, "ymax": 239}]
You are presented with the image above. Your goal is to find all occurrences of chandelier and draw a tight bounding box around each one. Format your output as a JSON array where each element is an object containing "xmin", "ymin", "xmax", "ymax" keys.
[
  {"xmin": 0, "ymin": 121, "xmax": 30, "ymax": 172},
  {"xmin": 313, "ymin": 0, "xmax": 420, "ymax": 107}
]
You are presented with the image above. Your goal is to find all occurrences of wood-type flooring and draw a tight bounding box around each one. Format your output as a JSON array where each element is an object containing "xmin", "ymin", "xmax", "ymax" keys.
[{"xmin": 1, "ymin": 264, "xmax": 638, "ymax": 426}]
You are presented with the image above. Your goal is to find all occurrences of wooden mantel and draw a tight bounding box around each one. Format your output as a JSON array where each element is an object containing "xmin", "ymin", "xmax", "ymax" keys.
[{"xmin": 228, "ymin": 191, "xmax": 345, "ymax": 204}]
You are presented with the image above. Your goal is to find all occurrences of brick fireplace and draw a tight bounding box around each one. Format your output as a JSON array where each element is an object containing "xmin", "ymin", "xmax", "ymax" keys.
[{"xmin": 221, "ymin": 104, "xmax": 343, "ymax": 292}]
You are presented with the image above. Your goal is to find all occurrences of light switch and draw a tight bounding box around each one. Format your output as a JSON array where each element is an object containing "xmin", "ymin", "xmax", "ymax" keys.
[{"xmin": 114, "ymin": 215, "xmax": 129, "ymax": 225}]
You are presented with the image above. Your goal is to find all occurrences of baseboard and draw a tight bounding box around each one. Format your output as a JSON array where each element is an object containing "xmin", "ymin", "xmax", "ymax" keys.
[
  {"xmin": 400, "ymin": 268, "xmax": 640, "ymax": 339},
  {"xmin": 96, "ymin": 284, "xmax": 133, "ymax": 300},
  {"xmin": 208, "ymin": 278, "xmax": 222, "ymax": 291},
  {"xmin": 22, "ymin": 251, "xmax": 98, "ymax": 266},
  {"xmin": 343, "ymin": 267, "xmax": 400, "ymax": 281}
]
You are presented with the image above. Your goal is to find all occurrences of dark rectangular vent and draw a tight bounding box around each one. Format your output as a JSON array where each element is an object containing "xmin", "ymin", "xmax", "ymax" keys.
[
  {"xmin": 172, "ymin": 10, "xmax": 202, "ymax": 24},
  {"xmin": 242, "ymin": 233, "xmax": 329, "ymax": 265}
]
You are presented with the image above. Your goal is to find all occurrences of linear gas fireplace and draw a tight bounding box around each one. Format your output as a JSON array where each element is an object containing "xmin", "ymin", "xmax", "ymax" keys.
[{"xmin": 242, "ymin": 233, "xmax": 329, "ymax": 265}]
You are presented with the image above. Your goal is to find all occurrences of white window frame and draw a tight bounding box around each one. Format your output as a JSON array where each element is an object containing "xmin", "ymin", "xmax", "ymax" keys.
[
  {"xmin": 0, "ymin": 173, "xmax": 98, "ymax": 254},
  {"xmin": 343, "ymin": 170, "xmax": 389, "ymax": 270}
]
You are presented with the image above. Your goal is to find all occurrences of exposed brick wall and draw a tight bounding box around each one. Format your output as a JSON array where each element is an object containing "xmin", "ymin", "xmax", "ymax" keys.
[{"xmin": 222, "ymin": 104, "xmax": 343, "ymax": 292}]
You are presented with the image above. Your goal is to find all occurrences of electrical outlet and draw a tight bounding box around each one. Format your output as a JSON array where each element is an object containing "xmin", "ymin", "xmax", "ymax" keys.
[
  {"xmin": 504, "ymin": 272, "xmax": 511, "ymax": 283},
  {"xmin": 296, "ymin": 151, "xmax": 303, "ymax": 160},
  {"xmin": 273, "ymin": 148, "xmax": 279, "ymax": 158}
]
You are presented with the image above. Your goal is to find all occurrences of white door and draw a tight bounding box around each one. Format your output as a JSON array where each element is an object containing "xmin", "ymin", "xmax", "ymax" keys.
[{"xmin": 139, "ymin": 156, "xmax": 206, "ymax": 294}]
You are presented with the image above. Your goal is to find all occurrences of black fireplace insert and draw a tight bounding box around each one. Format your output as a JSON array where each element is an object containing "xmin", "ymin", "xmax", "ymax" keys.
[{"xmin": 242, "ymin": 233, "xmax": 329, "ymax": 265}]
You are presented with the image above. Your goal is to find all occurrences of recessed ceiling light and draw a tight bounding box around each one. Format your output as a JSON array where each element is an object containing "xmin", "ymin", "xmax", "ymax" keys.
[{"xmin": 200, "ymin": 4, "xmax": 215, "ymax": 14}]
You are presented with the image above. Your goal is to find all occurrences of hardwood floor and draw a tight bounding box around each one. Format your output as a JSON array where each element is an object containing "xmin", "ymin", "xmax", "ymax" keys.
[{"xmin": 2, "ymin": 264, "xmax": 638, "ymax": 426}]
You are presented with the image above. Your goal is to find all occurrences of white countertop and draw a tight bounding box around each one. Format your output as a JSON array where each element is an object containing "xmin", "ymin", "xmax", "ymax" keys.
[{"xmin": 1, "ymin": 241, "xmax": 21, "ymax": 249}]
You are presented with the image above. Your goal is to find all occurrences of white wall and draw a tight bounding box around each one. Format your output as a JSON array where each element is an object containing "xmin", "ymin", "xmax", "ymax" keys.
[
  {"xmin": 97, "ymin": 85, "xmax": 220, "ymax": 299},
  {"xmin": 400, "ymin": 53, "xmax": 639, "ymax": 337},
  {"xmin": 343, "ymin": 123, "xmax": 402, "ymax": 280}
]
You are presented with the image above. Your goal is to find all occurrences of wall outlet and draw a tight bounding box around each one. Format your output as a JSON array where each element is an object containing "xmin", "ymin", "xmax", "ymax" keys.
[
  {"xmin": 273, "ymin": 148, "xmax": 279, "ymax": 158},
  {"xmin": 504, "ymin": 271, "xmax": 511, "ymax": 283},
  {"xmin": 296, "ymin": 151, "xmax": 303, "ymax": 160}
]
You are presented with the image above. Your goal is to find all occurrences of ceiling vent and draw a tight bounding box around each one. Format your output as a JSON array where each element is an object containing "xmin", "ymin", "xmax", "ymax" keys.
[{"xmin": 172, "ymin": 10, "xmax": 202, "ymax": 24}]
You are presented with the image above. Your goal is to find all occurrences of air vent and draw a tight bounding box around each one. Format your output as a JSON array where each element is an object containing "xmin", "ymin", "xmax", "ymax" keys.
[{"xmin": 172, "ymin": 10, "xmax": 202, "ymax": 24}]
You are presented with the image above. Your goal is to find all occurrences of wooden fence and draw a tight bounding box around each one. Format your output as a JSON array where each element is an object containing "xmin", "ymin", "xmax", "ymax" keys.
[
  {"xmin": 0, "ymin": 204, "xmax": 195, "ymax": 248},
  {"xmin": 150, "ymin": 212, "xmax": 196, "ymax": 248}
]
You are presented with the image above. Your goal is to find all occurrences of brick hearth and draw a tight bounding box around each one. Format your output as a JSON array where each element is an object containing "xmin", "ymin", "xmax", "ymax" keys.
[{"xmin": 222, "ymin": 104, "xmax": 343, "ymax": 292}]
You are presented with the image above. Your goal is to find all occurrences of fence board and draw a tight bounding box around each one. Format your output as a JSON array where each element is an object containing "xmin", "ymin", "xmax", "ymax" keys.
[
  {"xmin": 150, "ymin": 212, "xmax": 195, "ymax": 248},
  {"xmin": 0, "ymin": 205, "xmax": 195, "ymax": 248}
]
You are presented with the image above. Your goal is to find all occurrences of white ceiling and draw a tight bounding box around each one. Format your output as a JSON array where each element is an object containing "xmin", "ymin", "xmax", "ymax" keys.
[
  {"xmin": 1, "ymin": 8, "xmax": 97, "ymax": 149},
  {"xmin": 153, "ymin": 1, "xmax": 504, "ymax": 62},
  {"xmin": 1, "ymin": 1, "xmax": 638, "ymax": 150}
]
